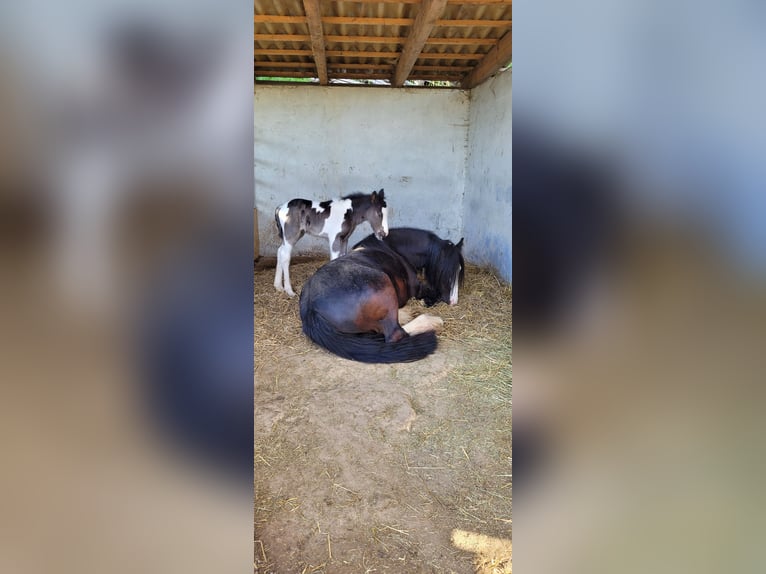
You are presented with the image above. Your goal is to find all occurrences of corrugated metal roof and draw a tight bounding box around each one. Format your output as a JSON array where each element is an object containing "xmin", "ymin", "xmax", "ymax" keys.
[{"xmin": 255, "ymin": 0, "xmax": 512, "ymax": 88}]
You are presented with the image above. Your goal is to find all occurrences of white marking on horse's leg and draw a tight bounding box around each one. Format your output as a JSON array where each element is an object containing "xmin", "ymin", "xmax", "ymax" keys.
[
  {"xmin": 398, "ymin": 308, "xmax": 413, "ymax": 324},
  {"xmin": 402, "ymin": 314, "xmax": 444, "ymax": 335},
  {"xmin": 450, "ymin": 268, "xmax": 461, "ymax": 305},
  {"xmin": 274, "ymin": 244, "xmax": 284, "ymax": 291},
  {"xmin": 274, "ymin": 204, "xmax": 291, "ymax": 292},
  {"xmin": 281, "ymin": 243, "xmax": 296, "ymax": 297}
]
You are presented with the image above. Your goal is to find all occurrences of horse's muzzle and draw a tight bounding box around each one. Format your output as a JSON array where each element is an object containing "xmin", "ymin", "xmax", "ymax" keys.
[{"xmin": 375, "ymin": 229, "xmax": 388, "ymax": 240}]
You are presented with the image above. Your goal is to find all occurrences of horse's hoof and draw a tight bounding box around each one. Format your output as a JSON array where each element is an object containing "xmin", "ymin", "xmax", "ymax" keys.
[{"xmin": 285, "ymin": 289, "xmax": 296, "ymax": 298}]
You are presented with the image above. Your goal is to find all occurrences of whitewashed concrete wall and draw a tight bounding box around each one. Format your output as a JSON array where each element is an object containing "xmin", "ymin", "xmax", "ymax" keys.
[
  {"xmin": 255, "ymin": 85, "xmax": 470, "ymax": 257},
  {"xmin": 464, "ymin": 71, "xmax": 512, "ymax": 281}
]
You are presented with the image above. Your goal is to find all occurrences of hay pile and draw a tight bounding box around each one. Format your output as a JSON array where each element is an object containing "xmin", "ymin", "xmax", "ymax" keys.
[
  {"xmin": 254, "ymin": 255, "xmax": 512, "ymax": 401},
  {"xmin": 255, "ymin": 256, "xmax": 510, "ymax": 340},
  {"xmin": 253, "ymin": 257, "xmax": 318, "ymax": 366}
]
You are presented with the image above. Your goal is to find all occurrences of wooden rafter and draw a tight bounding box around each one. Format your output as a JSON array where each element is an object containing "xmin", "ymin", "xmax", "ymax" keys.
[
  {"xmin": 255, "ymin": 48, "xmax": 486, "ymax": 61},
  {"xmin": 256, "ymin": 62, "xmax": 327, "ymax": 68},
  {"xmin": 393, "ymin": 0, "xmax": 449, "ymax": 86},
  {"xmin": 254, "ymin": 49, "xmax": 314, "ymax": 56},
  {"xmin": 255, "ymin": 34, "xmax": 311, "ymax": 42},
  {"xmin": 256, "ymin": 71, "xmax": 464, "ymax": 81},
  {"xmin": 328, "ymin": 35, "xmax": 495, "ymax": 45},
  {"xmin": 461, "ymin": 28, "xmax": 511, "ymax": 88},
  {"xmin": 302, "ymin": 0, "xmax": 328, "ymax": 84},
  {"xmin": 254, "ymin": 15, "xmax": 511, "ymax": 28},
  {"xmin": 255, "ymin": 71, "xmax": 316, "ymax": 78},
  {"xmin": 324, "ymin": 0, "xmax": 509, "ymax": 4},
  {"xmin": 335, "ymin": 73, "xmax": 464, "ymax": 79},
  {"xmin": 256, "ymin": 34, "xmax": 497, "ymax": 46},
  {"xmin": 254, "ymin": 15, "xmax": 308, "ymax": 25},
  {"xmin": 328, "ymin": 50, "xmax": 483, "ymax": 60},
  {"xmin": 257, "ymin": 61, "xmax": 470, "ymax": 71},
  {"xmin": 253, "ymin": 0, "xmax": 511, "ymax": 87}
]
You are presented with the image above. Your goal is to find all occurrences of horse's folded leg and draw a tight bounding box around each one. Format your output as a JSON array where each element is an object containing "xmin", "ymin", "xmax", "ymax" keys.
[
  {"xmin": 383, "ymin": 325, "xmax": 408, "ymax": 343},
  {"xmin": 402, "ymin": 314, "xmax": 444, "ymax": 335}
]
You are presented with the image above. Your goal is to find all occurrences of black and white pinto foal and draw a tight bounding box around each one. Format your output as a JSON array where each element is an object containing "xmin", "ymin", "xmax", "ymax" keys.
[{"xmin": 273, "ymin": 189, "xmax": 389, "ymax": 297}]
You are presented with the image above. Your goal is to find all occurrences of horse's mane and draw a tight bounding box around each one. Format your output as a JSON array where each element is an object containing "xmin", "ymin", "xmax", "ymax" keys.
[
  {"xmin": 425, "ymin": 238, "xmax": 465, "ymax": 292},
  {"xmin": 341, "ymin": 192, "xmax": 370, "ymax": 200}
]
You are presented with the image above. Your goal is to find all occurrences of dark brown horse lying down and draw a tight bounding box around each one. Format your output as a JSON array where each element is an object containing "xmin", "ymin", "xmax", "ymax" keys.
[
  {"xmin": 299, "ymin": 228, "xmax": 464, "ymax": 363},
  {"xmin": 355, "ymin": 227, "xmax": 465, "ymax": 306}
]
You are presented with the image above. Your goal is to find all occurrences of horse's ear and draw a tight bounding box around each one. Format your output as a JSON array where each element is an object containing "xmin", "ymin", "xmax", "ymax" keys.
[
  {"xmin": 378, "ymin": 188, "xmax": 385, "ymax": 200},
  {"xmin": 371, "ymin": 190, "xmax": 378, "ymax": 202},
  {"xmin": 456, "ymin": 238, "xmax": 464, "ymax": 250}
]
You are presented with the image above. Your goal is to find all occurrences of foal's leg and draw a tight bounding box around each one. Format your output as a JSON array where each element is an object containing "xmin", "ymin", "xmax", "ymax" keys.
[
  {"xmin": 275, "ymin": 242, "xmax": 296, "ymax": 297},
  {"xmin": 328, "ymin": 234, "xmax": 342, "ymax": 260},
  {"xmin": 281, "ymin": 242, "xmax": 296, "ymax": 297},
  {"xmin": 273, "ymin": 243, "xmax": 284, "ymax": 291}
]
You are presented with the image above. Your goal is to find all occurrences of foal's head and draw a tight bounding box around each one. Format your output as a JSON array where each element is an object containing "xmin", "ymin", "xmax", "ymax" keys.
[
  {"xmin": 429, "ymin": 237, "xmax": 465, "ymax": 306},
  {"xmin": 364, "ymin": 189, "xmax": 389, "ymax": 240}
]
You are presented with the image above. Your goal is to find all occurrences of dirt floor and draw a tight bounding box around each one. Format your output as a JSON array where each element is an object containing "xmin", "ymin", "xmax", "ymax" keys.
[{"xmin": 254, "ymin": 256, "xmax": 512, "ymax": 573}]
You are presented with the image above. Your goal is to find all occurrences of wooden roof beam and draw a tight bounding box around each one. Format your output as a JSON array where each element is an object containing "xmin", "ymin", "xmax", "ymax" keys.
[
  {"xmin": 326, "ymin": 50, "xmax": 483, "ymax": 59},
  {"xmin": 393, "ymin": 0, "xmax": 449, "ymax": 87},
  {"xmin": 255, "ymin": 49, "xmax": 313, "ymax": 56},
  {"xmin": 255, "ymin": 15, "xmax": 511, "ymax": 28},
  {"xmin": 323, "ymin": 0, "xmax": 509, "ymax": 4},
  {"xmin": 461, "ymin": 28, "xmax": 511, "ymax": 88},
  {"xmin": 256, "ymin": 34, "xmax": 496, "ymax": 46},
  {"xmin": 327, "ymin": 36, "xmax": 495, "ymax": 45},
  {"xmin": 302, "ymin": 0, "xmax": 329, "ymax": 85},
  {"xmin": 254, "ymin": 49, "xmax": 485, "ymax": 61}
]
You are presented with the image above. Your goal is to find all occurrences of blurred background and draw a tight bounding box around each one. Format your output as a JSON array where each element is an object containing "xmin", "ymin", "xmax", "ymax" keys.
[
  {"xmin": 0, "ymin": 1, "xmax": 253, "ymax": 572},
  {"xmin": 513, "ymin": 1, "xmax": 765, "ymax": 573}
]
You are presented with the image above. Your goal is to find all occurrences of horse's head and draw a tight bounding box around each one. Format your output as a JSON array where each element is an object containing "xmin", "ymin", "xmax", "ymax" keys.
[
  {"xmin": 367, "ymin": 189, "xmax": 389, "ymax": 240},
  {"xmin": 429, "ymin": 237, "xmax": 465, "ymax": 306}
]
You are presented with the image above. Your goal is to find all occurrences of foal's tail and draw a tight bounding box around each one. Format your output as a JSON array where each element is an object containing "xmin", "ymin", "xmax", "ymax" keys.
[{"xmin": 300, "ymin": 307, "xmax": 437, "ymax": 363}]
